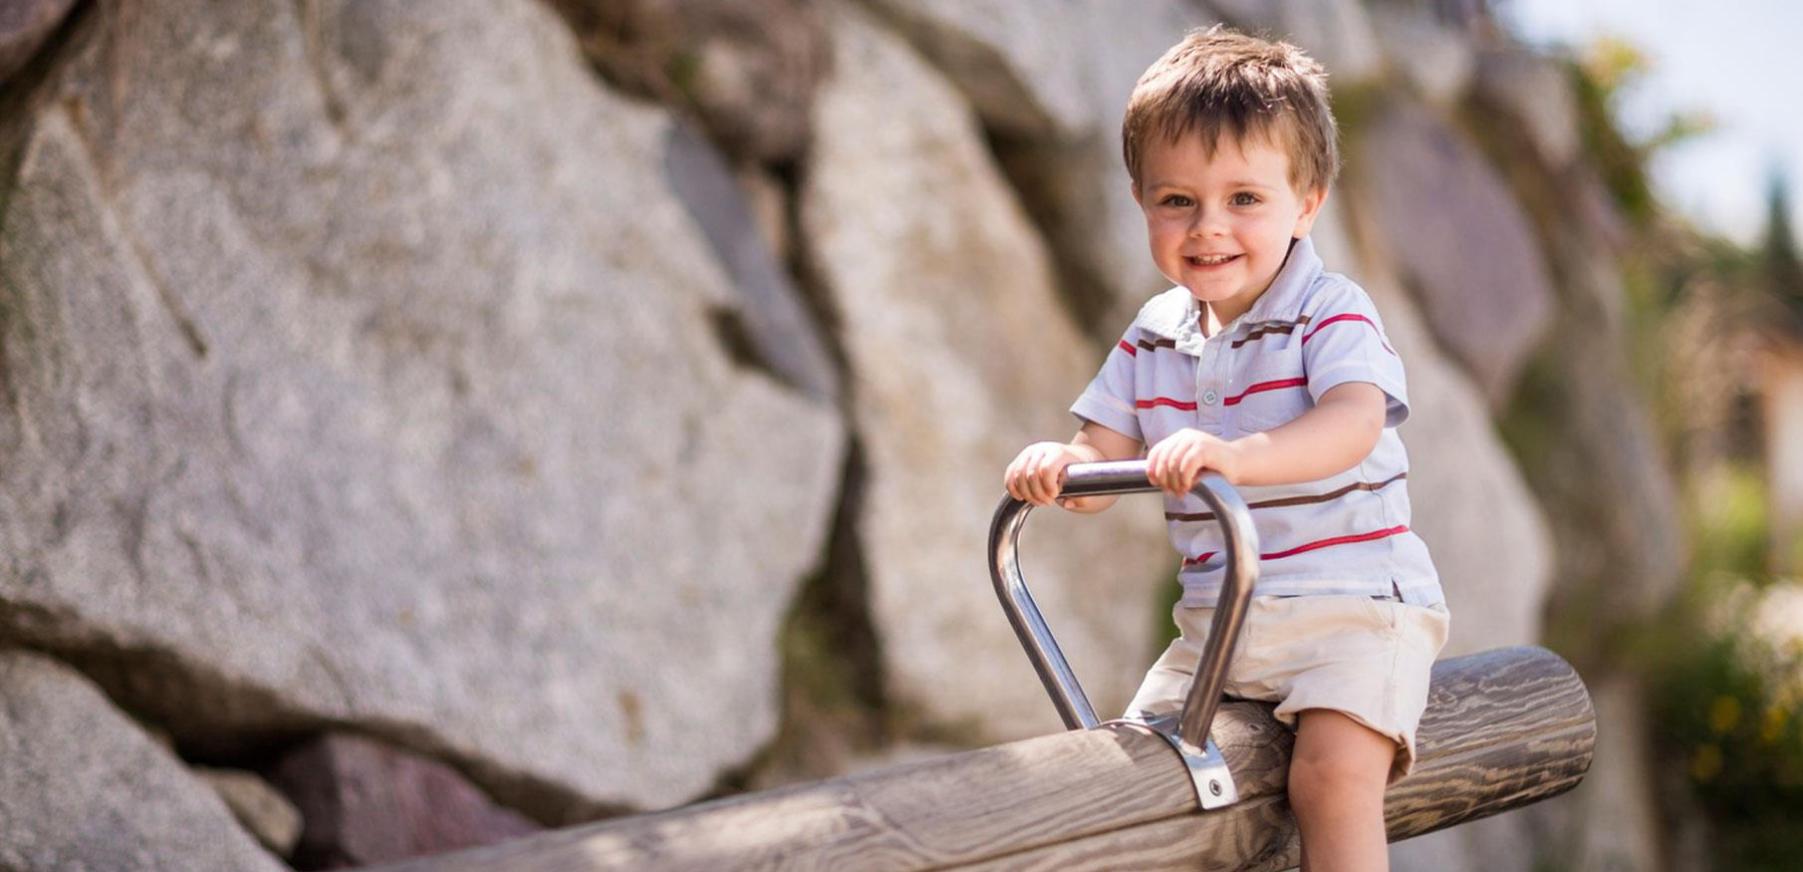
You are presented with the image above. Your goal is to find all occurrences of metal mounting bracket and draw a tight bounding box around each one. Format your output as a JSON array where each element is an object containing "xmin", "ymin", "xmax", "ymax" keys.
[{"xmin": 1106, "ymin": 714, "xmax": 1239, "ymax": 810}]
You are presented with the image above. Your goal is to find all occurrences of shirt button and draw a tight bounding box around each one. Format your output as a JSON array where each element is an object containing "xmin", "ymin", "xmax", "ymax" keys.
[{"xmin": 1201, "ymin": 389, "xmax": 1219, "ymax": 406}]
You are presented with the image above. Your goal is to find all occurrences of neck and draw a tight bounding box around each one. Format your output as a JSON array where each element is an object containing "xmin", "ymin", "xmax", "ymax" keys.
[{"xmin": 1203, "ymin": 299, "xmax": 1249, "ymax": 332}]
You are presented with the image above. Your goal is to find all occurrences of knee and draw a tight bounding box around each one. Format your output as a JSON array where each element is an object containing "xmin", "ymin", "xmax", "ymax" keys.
[{"xmin": 1287, "ymin": 742, "xmax": 1388, "ymax": 814}]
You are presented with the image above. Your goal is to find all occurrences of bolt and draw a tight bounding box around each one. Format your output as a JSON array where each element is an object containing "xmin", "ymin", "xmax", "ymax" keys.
[{"xmin": 1209, "ymin": 780, "xmax": 1222, "ymax": 796}]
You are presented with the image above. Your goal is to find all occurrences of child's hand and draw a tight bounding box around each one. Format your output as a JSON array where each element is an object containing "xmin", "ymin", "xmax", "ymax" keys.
[
  {"xmin": 1005, "ymin": 442, "xmax": 1092, "ymax": 509},
  {"xmin": 1146, "ymin": 428, "xmax": 1241, "ymax": 497}
]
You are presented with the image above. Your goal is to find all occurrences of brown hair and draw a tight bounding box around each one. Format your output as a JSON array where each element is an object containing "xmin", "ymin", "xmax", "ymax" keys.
[{"xmin": 1122, "ymin": 26, "xmax": 1339, "ymax": 194}]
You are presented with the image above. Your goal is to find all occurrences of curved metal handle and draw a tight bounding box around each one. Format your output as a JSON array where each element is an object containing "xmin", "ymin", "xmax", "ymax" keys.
[{"xmin": 987, "ymin": 459, "xmax": 1259, "ymax": 750}]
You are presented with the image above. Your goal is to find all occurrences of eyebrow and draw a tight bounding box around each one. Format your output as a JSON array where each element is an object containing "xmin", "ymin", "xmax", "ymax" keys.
[{"xmin": 1145, "ymin": 179, "xmax": 1276, "ymax": 192}]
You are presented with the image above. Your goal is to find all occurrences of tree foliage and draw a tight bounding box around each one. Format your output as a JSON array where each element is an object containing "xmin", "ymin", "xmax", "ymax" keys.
[{"xmin": 1761, "ymin": 170, "xmax": 1803, "ymax": 322}]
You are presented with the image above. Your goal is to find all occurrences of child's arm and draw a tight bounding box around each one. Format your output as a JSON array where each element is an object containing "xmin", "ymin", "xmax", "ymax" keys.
[
  {"xmin": 1145, "ymin": 382, "xmax": 1386, "ymax": 497},
  {"xmin": 1004, "ymin": 421, "xmax": 1142, "ymax": 512}
]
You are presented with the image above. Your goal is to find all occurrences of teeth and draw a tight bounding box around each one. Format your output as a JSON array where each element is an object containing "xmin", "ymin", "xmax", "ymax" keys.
[{"xmin": 1192, "ymin": 254, "xmax": 1235, "ymax": 265}]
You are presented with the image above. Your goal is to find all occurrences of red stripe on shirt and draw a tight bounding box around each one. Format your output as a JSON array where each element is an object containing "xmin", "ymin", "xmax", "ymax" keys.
[
  {"xmin": 1262, "ymin": 525, "xmax": 1410, "ymax": 560},
  {"xmin": 1136, "ymin": 397, "xmax": 1199, "ymax": 411},
  {"xmin": 1301, "ymin": 313, "xmax": 1396, "ymax": 355},
  {"xmin": 1223, "ymin": 377, "xmax": 1307, "ymax": 406},
  {"xmin": 1182, "ymin": 524, "xmax": 1410, "ymax": 566},
  {"xmin": 1118, "ymin": 339, "xmax": 1137, "ymax": 356}
]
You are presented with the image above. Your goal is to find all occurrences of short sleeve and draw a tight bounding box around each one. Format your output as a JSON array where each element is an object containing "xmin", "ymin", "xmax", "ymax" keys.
[
  {"xmin": 1300, "ymin": 283, "xmax": 1410, "ymax": 427},
  {"xmin": 1070, "ymin": 327, "xmax": 1144, "ymax": 442}
]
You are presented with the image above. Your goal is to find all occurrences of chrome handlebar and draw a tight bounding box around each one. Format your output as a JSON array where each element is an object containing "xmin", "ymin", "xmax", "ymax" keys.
[{"xmin": 987, "ymin": 460, "xmax": 1259, "ymax": 752}]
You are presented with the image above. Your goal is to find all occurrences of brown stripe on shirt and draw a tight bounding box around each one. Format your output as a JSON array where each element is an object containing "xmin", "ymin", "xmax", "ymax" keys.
[
  {"xmin": 1135, "ymin": 337, "xmax": 1177, "ymax": 352},
  {"xmin": 1164, "ymin": 472, "xmax": 1408, "ymax": 522},
  {"xmin": 1230, "ymin": 314, "xmax": 1313, "ymax": 349}
]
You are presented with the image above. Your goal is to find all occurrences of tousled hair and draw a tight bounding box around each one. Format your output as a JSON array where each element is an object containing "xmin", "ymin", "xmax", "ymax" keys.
[{"xmin": 1123, "ymin": 26, "xmax": 1339, "ymax": 194}]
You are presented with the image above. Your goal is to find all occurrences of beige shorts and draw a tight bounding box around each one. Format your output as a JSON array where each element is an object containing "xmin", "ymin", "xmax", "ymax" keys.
[{"xmin": 1125, "ymin": 592, "xmax": 1451, "ymax": 783}]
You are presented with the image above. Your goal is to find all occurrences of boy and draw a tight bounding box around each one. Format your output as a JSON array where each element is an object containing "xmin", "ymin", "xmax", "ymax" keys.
[{"xmin": 1003, "ymin": 27, "xmax": 1450, "ymax": 872}]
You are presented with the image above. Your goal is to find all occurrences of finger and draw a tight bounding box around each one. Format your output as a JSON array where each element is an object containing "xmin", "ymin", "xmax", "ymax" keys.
[
  {"xmin": 1037, "ymin": 465, "xmax": 1063, "ymax": 505},
  {"xmin": 1021, "ymin": 454, "xmax": 1046, "ymax": 500},
  {"xmin": 1019, "ymin": 465, "xmax": 1042, "ymax": 504},
  {"xmin": 1149, "ymin": 443, "xmax": 1173, "ymax": 494},
  {"xmin": 1015, "ymin": 470, "xmax": 1035, "ymax": 501},
  {"xmin": 1007, "ymin": 454, "xmax": 1037, "ymax": 501},
  {"xmin": 1167, "ymin": 444, "xmax": 1199, "ymax": 497},
  {"xmin": 1177, "ymin": 459, "xmax": 1200, "ymax": 494},
  {"xmin": 1146, "ymin": 445, "xmax": 1168, "ymax": 490},
  {"xmin": 1024, "ymin": 462, "xmax": 1052, "ymax": 505},
  {"xmin": 1171, "ymin": 443, "xmax": 1200, "ymax": 493},
  {"xmin": 1175, "ymin": 443, "xmax": 1204, "ymax": 490}
]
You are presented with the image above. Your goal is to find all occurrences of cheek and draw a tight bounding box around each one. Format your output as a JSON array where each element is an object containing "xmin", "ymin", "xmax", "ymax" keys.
[{"xmin": 1238, "ymin": 218, "xmax": 1287, "ymax": 250}]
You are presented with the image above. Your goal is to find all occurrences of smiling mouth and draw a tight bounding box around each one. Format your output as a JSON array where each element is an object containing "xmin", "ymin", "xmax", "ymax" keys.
[{"xmin": 1185, "ymin": 253, "xmax": 1240, "ymax": 268}]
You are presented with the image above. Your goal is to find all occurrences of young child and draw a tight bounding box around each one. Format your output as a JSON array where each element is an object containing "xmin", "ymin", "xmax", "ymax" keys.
[{"xmin": 1003, "ymin": 27, "xmax": 1450, "ymax": 872}]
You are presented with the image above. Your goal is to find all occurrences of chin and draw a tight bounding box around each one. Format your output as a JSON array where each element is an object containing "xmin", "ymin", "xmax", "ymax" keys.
[{"xmin": 1183, "ymin": 284, "xmax": 1237, "ymax": 302}]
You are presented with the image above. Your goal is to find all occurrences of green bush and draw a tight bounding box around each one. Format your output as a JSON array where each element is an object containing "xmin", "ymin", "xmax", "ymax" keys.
[{"xmin": 1651, "ymin": 582, "xmax": 1803, "ymax": 870}]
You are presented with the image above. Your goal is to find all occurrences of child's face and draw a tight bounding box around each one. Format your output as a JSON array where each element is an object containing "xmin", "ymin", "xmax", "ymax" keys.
[{"xmin": 1133, "ymin": 132, "xmax": 1326, "ymax": 324}]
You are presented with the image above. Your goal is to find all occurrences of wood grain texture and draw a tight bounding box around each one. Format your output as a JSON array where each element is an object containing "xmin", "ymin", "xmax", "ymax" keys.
[{"xmin": 359, "ymin": 646, "xmax": 1593, "ymax": 872}]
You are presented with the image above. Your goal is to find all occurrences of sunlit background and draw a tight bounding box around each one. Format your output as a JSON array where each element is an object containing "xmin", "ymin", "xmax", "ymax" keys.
[{"xmin": 1504, "ymin": 0, "xmax": 1803, "ymax": 243}]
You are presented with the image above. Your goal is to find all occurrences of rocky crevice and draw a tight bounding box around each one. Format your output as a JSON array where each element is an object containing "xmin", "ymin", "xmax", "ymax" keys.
[
  {"xmin": 707, "ymin": 438, "xmax": 891, "ymax": 795},
  {"xmin": 537, "ymin": 0, "xmax": 895, "ymax": 797},
  {"xmin": 984, "ymin": 128, "xmax": 1128, "ymax": 349}
]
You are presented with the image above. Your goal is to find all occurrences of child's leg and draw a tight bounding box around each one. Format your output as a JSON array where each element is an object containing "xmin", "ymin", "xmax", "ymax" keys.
[{"xmin": 1289, "ymin": 708, "xmax": 1395, "ymax": 872}]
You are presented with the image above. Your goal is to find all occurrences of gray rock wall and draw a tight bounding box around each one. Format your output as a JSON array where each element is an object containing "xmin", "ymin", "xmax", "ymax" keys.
[
  {"xmin": 0, "ymin": 0, "xmax": 841, "ymax": 829},
  {"xmin": 0, "ymin": 0, "xmax": 1680, "ymax": 868}
]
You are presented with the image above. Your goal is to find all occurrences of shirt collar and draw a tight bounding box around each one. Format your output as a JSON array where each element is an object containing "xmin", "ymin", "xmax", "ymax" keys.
[
  {"xmin": 1242, "ymin": 236, "xmax": 1321, "ymax": 324},
  {"xmin": 1138, "ymin": 236, "xmax": 1323, "ymax": 339}
]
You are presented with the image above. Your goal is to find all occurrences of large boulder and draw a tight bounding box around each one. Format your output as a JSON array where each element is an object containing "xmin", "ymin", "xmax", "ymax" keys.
[
  {"xmin": 865, "ymin": 0, "xmax": 1215, "ymax": 338},
  {"xmin": 802, "ymin": 8, "xmax": 1172, "ymax": 740},
  {"xmin": 1356, "ymin": 101, "xmax": 1557, "ymax": 407},
  {"xmin": 0, "ymin": 0, "xmax": 841, "ymax": 817},
  {"xmin": 0, "ymin": 650, "xmax": 285, "ymax": 872}
]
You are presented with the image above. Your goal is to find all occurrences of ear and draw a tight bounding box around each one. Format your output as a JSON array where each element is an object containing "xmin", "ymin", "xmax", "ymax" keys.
[
  {"xmin": 1292, "ymin": 186, "xmax": 1328, "ymax": 238},
  {"xmin": 1130, "ymin": 179, "xmax": 1145, "ymax": 207}
]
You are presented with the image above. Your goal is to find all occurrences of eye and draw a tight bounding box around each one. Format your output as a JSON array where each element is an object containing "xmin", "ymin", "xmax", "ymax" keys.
[
  {"xmin": 1230, "ymin": 192, "xmax": 1261, "ymax": 207},
  {"xmin": 1159, "ymin": 194, "xmax": 1194, "ymax": 208}
]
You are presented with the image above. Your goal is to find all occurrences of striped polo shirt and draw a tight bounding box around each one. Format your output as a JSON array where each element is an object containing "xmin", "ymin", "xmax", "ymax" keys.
[{"xmin": 1071, "ymin": 236, "xmax": 1444, "ymax": 608}]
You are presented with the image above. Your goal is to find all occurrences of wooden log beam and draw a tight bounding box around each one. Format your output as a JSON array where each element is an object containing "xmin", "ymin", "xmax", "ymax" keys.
[{"xmin": 363, "ymin": 646, "xmax": 1593, "ymax": 872}]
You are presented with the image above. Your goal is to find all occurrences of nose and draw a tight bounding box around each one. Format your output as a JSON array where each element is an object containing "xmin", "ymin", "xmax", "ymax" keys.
[{"xmin": 1188, "ymin": 205, "xmax": 1226, "ymax": 238}]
